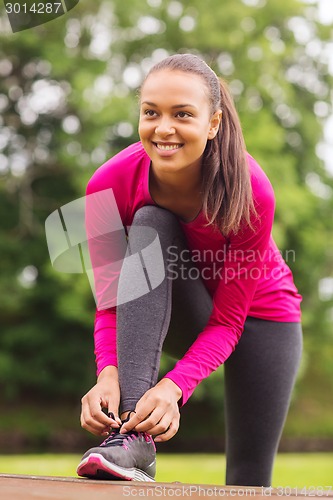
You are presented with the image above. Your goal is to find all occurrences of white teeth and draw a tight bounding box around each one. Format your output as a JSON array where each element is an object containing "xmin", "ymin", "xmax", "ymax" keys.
[{"xmin": 156, "ymin": 143, "xmax": 181, "ymax": 151}]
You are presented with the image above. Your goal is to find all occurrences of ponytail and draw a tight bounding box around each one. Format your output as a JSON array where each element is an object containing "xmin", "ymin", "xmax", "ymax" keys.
[{"xmin": 202, "ymin": 79, "xmax": 255, "ymax": 235}]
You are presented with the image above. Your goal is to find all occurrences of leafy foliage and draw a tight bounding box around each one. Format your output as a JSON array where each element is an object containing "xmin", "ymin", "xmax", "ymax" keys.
[{"xmin": 0, "ymin": 0, "xmax": 332, "ymax": 440}]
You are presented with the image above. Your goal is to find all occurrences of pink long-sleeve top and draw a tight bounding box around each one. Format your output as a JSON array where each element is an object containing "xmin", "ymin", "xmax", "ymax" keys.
[{"xmin": 86, "ymin": 141, "xmax": 302, "ymax": 405}]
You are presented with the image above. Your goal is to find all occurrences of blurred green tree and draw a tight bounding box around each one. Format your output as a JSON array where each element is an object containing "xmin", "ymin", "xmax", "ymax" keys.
[{"xmin": 0, "ymin": 0, "xmax": 332, "ymax": 445}]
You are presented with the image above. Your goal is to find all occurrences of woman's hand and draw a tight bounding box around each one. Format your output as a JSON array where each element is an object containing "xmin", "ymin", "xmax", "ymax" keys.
[
  {"xmin": 120, "ymin": 378, "xmax": 182, "ymax": 442},
  {"xmin": 80, "ymin": 366, "xmax": 122, "ymax": 436}
]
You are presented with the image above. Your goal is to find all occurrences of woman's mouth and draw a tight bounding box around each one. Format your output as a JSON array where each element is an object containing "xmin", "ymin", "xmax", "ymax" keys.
[
  {"xmin": 154, "ymin": 142, "xmax": 183, "ymax": 150},
  {"xmin": 152, "ymin": 142, "xmax": 184, "ymax": 156}
]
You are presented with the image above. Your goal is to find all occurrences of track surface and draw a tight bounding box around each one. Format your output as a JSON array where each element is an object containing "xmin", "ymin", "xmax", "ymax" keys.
[{"xmin": 0, "ymin": 474, "xmax": 332, "ymax": 499}]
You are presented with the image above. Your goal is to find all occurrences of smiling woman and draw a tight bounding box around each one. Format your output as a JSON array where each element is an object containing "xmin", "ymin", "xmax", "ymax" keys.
[{"xmin": 76, "ymin": 53, "xmax": 303, "ymax": 487}]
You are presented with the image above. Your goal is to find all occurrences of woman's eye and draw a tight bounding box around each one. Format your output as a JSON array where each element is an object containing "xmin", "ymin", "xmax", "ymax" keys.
[
  {"xmin": 176, "ymin": 111, "xmax": 191, "ymax": 118},
  {"xmin": 144, "ymin": 110, "xmax": 157, "ymax": 117}
]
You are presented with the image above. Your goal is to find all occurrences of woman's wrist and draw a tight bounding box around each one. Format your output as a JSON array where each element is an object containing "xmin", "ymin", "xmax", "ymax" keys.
[
  {"xmin": 160, "ymin": 377, "xmax": 183, "ymax": 401},
  {"xmin": 97, "ymin": 365, "xmax": 119, "ymax": 383}
]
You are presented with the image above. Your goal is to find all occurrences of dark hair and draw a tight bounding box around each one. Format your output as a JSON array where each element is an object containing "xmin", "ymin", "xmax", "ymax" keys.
[{"xmin": 141, "ymin": 53, "xmax": 255, "ymax": 235}]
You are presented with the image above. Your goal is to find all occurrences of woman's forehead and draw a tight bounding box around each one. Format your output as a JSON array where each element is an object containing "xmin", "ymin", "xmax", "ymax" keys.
[{"xmin": 140, "ymin": 70, "xmax": 209, "ymax": 102}]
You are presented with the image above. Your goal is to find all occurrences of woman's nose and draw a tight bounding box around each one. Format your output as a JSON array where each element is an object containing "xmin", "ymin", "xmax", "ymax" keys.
[{"xmin": 155, "ymin": 118, "xmax": 176, "ymax": 136}]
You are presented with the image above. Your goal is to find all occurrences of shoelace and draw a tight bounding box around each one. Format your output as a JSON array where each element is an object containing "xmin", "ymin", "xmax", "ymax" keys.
[
  {"xmin": 100, "ymin": 428, "xmax": 154, "ymax": 449},
  {"xmin": 100, "ymin": 430, "xmax": 135, "ymax": 447},
  {"xmin": 108, "ymin": 410, "xmax": 136, "ymax": 425},
  {"xmin": 101, "ymin": 410, "xmax": 147, "ymax": 448}
]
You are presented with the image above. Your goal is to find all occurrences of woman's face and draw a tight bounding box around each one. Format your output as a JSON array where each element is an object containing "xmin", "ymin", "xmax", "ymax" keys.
[{"xmin": 139, "ymin": 70, "xmax": 221, "ymax": 177}]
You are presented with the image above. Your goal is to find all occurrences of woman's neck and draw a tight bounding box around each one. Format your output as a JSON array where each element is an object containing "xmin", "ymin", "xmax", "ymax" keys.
[
  {"xmin": 149, "ymin": 163, "xmax": 203, "ymax": 222},
  {"xmin": 149, "ymin": 164, "xmax": 202, "ymax": 198}
]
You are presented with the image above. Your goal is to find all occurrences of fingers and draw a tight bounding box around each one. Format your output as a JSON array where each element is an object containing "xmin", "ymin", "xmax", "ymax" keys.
[
  {"xmin": 80, "ymin": 410, "xmax": 119, "ymax": 436},
  {"xmin": 137, "ymin": 412, "xmax": 179, "ymax": 438},
  {"xmin": 80, "ymin": 391, "xmax": 120, "ymax": 436},
  {"xmin": 120, "ymin": 384, "xmax": 181, "ymax": 442},
  {"xmin": 120, "ymin": 410, "xmax": 147, "ymax": 434},
  {"xmin": 108, "ymin": 410, "xmax": 122, "ymax": 427},
  {"xmin": 120, "ymin": 391, "xmax": 165, "ymax": 433},
  {"xmin": 154, "ymin": 419, "xmax": 179, "ymax": 442},
  {"xmin": 131, "ymin": 409, "xmax": 164, "ymax": 433},
  {"xmin": 80, "ymin": 399, "xmax": 113, "ymax": 435},
  {"xmin": 121, "ymin": 405, "xmax": 180, "ymax": 442}
]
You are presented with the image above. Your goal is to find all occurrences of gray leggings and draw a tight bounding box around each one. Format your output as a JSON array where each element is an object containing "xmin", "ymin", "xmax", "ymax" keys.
[{"xmin": 116, "ymin": 206, "xmax": 303, "ymax": 486}]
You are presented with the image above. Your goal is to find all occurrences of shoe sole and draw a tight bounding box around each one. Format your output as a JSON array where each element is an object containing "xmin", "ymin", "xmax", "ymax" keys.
[{"xmin": 77, "ymin": 453, "xmax": 155, "ymax": 482}]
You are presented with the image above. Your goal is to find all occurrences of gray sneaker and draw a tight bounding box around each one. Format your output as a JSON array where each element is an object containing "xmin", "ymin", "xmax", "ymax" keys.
[{"xmin": 76, "ymin": 429, "xmax": 156, "ymax": 481}]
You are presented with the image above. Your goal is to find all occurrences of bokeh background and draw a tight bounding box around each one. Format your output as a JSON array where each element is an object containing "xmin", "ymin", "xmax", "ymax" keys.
[{"xmin": 0, "ymin": 0, "xmax": 332, "ymax": 462}]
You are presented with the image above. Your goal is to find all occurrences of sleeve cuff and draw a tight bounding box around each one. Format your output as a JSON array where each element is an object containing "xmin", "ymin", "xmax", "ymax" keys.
[{"xmin": 162, "ymin": 373, "xmax": 188, "ymax": 407}]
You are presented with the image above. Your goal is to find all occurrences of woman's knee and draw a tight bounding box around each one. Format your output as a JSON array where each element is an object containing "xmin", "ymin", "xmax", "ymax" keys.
[{"xmin": 132, "ymin": 205, "xmax": 178, "ymax": 228}]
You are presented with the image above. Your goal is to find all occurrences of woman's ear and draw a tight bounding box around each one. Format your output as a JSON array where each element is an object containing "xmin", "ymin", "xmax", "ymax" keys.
[{"xmin": 208, "ymin": 110, "xmax": 222, "ymax": 140}]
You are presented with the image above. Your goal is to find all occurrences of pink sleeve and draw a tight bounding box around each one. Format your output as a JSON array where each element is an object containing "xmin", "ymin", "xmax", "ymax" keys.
[
  {"xmin": 85, "ymin": 172, "xmax": 128, "ymax": 376},
  {"xmin": 84, "ymin": 143, "xmax": 147, "ymax": 377},
  {"xmin": 164, "ymin": 178, "xmax": 276, "ymax": 405},
  {"xmin": 94, "ymin": 309, "xmax": 118, "ymax": 375}
]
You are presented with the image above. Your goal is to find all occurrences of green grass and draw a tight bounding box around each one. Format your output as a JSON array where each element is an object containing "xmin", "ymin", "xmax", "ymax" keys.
[{"xmin": 0, "ymin": 453, "xmax": 332, "ymax": 487}]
